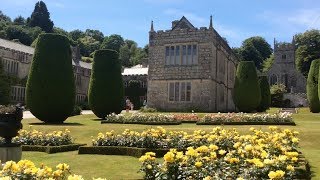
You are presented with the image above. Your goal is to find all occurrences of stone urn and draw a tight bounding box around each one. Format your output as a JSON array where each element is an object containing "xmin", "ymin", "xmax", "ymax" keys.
[{"xmin": 0, "ymin": 106, "xmax": 23, "ymax": 147}]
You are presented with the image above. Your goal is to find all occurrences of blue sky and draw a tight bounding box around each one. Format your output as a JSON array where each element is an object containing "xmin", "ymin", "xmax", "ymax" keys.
[{"xmin": 1, "ymin": 0, "xmax": 320, "ymax": 48}]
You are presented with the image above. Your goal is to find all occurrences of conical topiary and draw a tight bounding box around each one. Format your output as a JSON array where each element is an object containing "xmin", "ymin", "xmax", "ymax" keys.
[
  {"xmin": 88, "ymin": 49, "xmax": 124, "ymax": 119},
  {"xmin": 307, "ymin": 59, "xmax": 320, "ymax": 112},
  {"xmin": 233, "ymin": 61, "xmax": 261, "ymax": 112},
  {"xmin": 257, "ymin": 76, "xmax": 271, "ymax": 112},
  {"xmin": 26, "ymin": 33, "xmax": 75, "ymax": 123}
]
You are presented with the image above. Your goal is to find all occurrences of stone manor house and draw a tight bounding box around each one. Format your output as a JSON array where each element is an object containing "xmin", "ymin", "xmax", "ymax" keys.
[{"xmin": 147, "ymin": 16, "xmax": 238, "ymax": 112}]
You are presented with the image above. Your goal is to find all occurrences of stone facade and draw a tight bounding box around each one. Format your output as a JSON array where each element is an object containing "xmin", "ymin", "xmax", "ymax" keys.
[
  {"xmin": 147, "ymin": 16, "xmax": 238, "ymax": 112},
  {"xmin": 267, "ymin": 38, "xmax": 306, "ymax": 93},
  {"xmin": 0, "ymin": 38, "xmax": 91, "ymax": 104}
]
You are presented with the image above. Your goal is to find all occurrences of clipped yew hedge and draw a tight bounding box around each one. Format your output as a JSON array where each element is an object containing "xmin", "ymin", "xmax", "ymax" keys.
[
  {"xmin": 26, "ymin": 33, "xmax": 75, "ymax": 123},
  {"xmin": 233, "ymin": 61, "xmax": 261, "ymax": 112},
  {"xmin": 257, "ymin": 76, "xmax": 271, "ymax": 112},
  {"xmin": 307, "ymin": 59, "xmax": 320, "ymax": 113},
  {"xmin": 22, "ymin": 144, "xmax": 86, "ymax": 154},
  {"xmin": 88, "ymin": 49, "xmax": 124, "ymax": 119}
]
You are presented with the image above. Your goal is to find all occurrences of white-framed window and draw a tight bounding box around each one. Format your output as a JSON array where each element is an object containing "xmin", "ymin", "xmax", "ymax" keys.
[
  {"xmin": 165, "ymin": 44, "xmax": 198, "ymax": 66},
  {"xmin": 168, "ymin": 82, "xmax": 192, "ymax": 102}
]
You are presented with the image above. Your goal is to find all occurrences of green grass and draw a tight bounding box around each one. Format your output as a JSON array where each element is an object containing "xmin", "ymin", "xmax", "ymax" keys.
[{"xmin": 21, "ymin": 108, "xmax": 320, "ymax": 179}]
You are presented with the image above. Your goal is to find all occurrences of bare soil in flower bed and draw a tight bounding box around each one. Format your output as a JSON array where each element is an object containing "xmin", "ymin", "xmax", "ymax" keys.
[
  {"xmin": 196, "ymin": 121, "xmax": 296, "ymax": 125},
  {"xmin": 100, "ymin": 120, "xmax": 181, "ymax": 125},
  {"xmin": 78, "ymin": 146, "xmax": 184, "ymax": 158},
  {"xmin": 22, "ymin": 143, "xmax": 86, "ymax": 154}
]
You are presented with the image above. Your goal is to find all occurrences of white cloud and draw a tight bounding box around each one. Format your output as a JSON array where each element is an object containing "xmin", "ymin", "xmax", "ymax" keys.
[{"xmin": 258, "ymin": 8, "xmax": 320, "ymax": 30}]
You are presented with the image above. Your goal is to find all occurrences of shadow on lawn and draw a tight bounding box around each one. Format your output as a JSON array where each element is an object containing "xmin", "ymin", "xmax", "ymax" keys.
[
  {"xmin": 28, "ymin": 122, "xmax": 84, "ymax": 126},
  {"xmin": 91, "ymin": 118, "xmax": 104, "ymax": 121}
]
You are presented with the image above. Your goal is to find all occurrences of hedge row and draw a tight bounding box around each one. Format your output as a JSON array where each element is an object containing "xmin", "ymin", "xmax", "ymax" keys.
[
  {"xmin": 78, "ymin": 146, "xmax": 184, "ymax": 158},
  {"xmin": 22, "ymin": 143, "xmax": 86, "ymax": 154}
]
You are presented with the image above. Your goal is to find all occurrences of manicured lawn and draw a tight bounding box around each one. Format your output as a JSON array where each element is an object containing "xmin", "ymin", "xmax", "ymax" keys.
[{"xmin": 21, "ymin": 108, "xmax": 320, "ymax": 179}]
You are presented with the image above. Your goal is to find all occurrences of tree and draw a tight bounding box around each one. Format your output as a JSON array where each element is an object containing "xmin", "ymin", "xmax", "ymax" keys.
[
  {"xmin": 239, "ymin": 36, "xmax": 273, "ymax": 71},
  {"xmin": 307, "ymin": 59, "xmax": 320, "ymax": 113},
  {"xmin": 29, "ymin": 1, "xmax": 54, "ymax": 33},
  {"xmin": 233, "ymin": 61, "xmax": 261, "ymax": 112},
  {"xmin": 77, "ymin": 36, "xmax": 101, "ymax": 57},
  {"xmin": 119, "ymin": 45, "xmax": 131, "ymax": 67},
  {"xmin": 257, "ymin": 76, "xmax": 271, "ymax": 112},
  {"xmin": 100, "ymin": 34, "xmax": 124, "ymax": 52},
  {"xmin": 295, "ymin": 29, "xmax": 320, "ymax": 77},
  {"xmin": 0, "ymin": 59, "xmax": 11, "ymax": 105},
  {"xmin": 5, "ymin": 25, "xmax": 33, "ymax": 45},
  {"xmin": 85, "ymin": 29, "xmax": 104, "ymax": 42},
  {"xmin": 262, "ymin": 54, "xmax": 274, "ymax": 72},
  {"xmin": 70, "ymin": 29, "xmax": 85, "ymax": 41},
  {"xmin": 13, "ymin": 16, "xmax": 26, "ymax": 25},
  {"xmin": 88, "ymin": 49, "xmax": 124, "ymax": 119},
  {"xmin": 26, "ymin": 33, "xmax": 75, "ymax": 123},
  {"xmin": 0, "ymin": 11, "xmax": 11, "ymax": 22}
]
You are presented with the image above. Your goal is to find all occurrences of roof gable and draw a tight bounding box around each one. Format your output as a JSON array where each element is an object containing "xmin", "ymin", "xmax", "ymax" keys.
[{"xmin": 172, "ymin": 16, "xmax": 195, "ymax": 30}]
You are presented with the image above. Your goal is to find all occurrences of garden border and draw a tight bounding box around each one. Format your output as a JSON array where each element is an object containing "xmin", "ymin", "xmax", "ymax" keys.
[
  {"xmin": 78, "ymin": 146, "xmax": 183, "ymax": 158},
  {"xmin": 196, "ymin": 121, "xmax": 296, "ymax": 125},
  {"xmin": 22, "ymin": 143, "xmax": 86, "ymax": 154},
  {"xmin": 100, "ymin": 121, "xmax": 181, "ymax": 125}
]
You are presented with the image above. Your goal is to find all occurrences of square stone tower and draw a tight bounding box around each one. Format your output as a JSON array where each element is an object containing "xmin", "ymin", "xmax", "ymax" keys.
[
  {"xmin": 267, "ymin": 38, "xmax": 306, "ymax": 93},
  {"xmin": 147, "ymin": 16, "xmax": 238, "ymax": 112}
]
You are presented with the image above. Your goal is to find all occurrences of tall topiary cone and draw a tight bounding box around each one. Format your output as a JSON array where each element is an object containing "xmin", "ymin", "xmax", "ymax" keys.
[
  {"xmin": 233, "ymin": 61, "xmax": 261, "ymax": 112},
  {"xmin": 26, "ymin": 33, "xmax": 75, "ymax": 123},
  {"xmin": 307, "ymin": 59, "xmax": 320, "ymax": 112},
  {"xmin": 257, "ymin": 76, "xmax": 271, "ymax": 112},
  {"xmin": 88, "ymin": 49, "xmax": 124, "ymax": 119}
]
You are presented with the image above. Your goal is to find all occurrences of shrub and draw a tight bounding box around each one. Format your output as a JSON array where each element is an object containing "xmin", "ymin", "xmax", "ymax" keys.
[
  {"xmin": 270, "ymin": 84, "xmax": 287, "ymax": 107},
  {"xmin": 139, "ymin": 106, "xmax": 157, "ymax": 113},
  {"xmin": 233, "ymin": 61, "xmax": 261, "ymax": 112},
  {"xmin": 70, "ymin": 105, "xmax": 82, "ymax": 116},
  {"xmin": 26, "ymin": 33, "xmax": 75, "ymax": 123},
  {"xmin": 307, "ymin": 59, "xmax": 320, "ymax": 112},
  {"xmin": 88, "ymin": 49, "xmax": 124, "ymax": 119},
  {"xmin": 257, "ymin": 76, "xmax": 271, "ymax": 112}
]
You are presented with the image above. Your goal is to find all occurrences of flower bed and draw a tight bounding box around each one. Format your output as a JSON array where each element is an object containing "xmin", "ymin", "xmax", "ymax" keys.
[
  {"xmin": 0, "ymin": 160, "xmax": 105, "ymax": 179},
  {"xmin": 139, "ymin": 127, "xmax": 308, "ymax": 180},
  {"xmin": 101, "ymin": 113, "xmax": 181, "ymax": 125},
  {"xmin": 100, "ymin": 112, "xmax": 295, "ymax": 125},
  {"xmin": 197, "ymin": 112, "xmax": 295, "ymax": 125},
  {"xmin": 0, "ymin": 128, "xmax": 85, "ymax": 153}
]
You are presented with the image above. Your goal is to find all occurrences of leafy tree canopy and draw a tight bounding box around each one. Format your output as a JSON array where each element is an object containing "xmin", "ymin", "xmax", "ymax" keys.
[
  {"xmin": 29, "ymin": 1, "xmax": 54, "ymax": 33},
  {"xmin": 100, "ymin": 34, "xmax": 124, "ymax": 52}
]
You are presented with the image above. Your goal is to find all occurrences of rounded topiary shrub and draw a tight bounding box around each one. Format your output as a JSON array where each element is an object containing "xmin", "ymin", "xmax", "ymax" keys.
[
  {"xmin": 26, "ymin": 33, "xmax": 75, "ymax": 123},
  {"xmin": 233, "ymin": 61, "xmax": 261, "ymax": 112},
  {"xmin": 88, "ymin": 49, "xmax": 124, "ymax": 119},
  {"xmin": 307, "ymin": 59, "xmax": 320, "ymax": 113},
  {"xmin": 257, "ymin": 76, "xmax": 271, "ymax": 112}
]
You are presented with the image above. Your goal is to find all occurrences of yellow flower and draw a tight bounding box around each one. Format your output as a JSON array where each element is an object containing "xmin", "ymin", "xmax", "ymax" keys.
[
  {"xmin": 68, "ymin": 174, "xmax": 84, "ymax": 180},
  {"xmin": 56, "ymin": 163, "xmax": 69, "ymax": 171},
  {"xmin": 195, "ymin": 161, "xmax": 203, "ymax": 168},
  {"xmin": 164, "ymin": 152, "xmax": 175, "ymax": 163},
  {"xmin": 286, "ymin": 165, "xmax": 295, "ymax": 171},
  {"xmin": 236, "ymin": 178, "xmax": 244, "ymax": 180},
  {"xmin": 209, "ymin": 144, "xmax": 219, "ymax": 151},
  {"xmin": 146, "ymin": 164, "xmax": 153, "ymax": 169},
  {"xmin": 218, "ymin": 150, "xmax": 226, "ymax": 155},
  {"xmin": 268, "ymin": 170, "xmax": 285, "ymax": 179},
  {"xmin": 203, "ymin": 176, "xmax": 212, "ymax": 180},
  {"xmin": 244, "ymin": 144, "xmax": 253, "ymax": 152}
]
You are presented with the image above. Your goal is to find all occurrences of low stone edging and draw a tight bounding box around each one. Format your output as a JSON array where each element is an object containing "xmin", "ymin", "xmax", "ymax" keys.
[
  {"xmin": 22, "ymin": 143, "xmax": 86, "ymax": 154},
  {"xmin": 78, "ymin": 146, "xmax": 183, "ymax": 158}
]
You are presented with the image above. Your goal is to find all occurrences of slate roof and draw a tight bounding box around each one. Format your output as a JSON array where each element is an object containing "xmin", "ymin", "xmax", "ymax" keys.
[
  {"xmin": 122, "ymin": 64, "xmax": 148, "ymax": 76},
  {"xmin": 0, "ymin": 38, "xmax": 34, "ymax": 54}
]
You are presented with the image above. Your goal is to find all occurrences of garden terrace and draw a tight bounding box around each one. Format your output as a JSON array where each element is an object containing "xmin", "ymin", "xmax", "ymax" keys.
[{"xmin": 14, "ymin": 108, "xmax": 319, "ymax": 179}]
